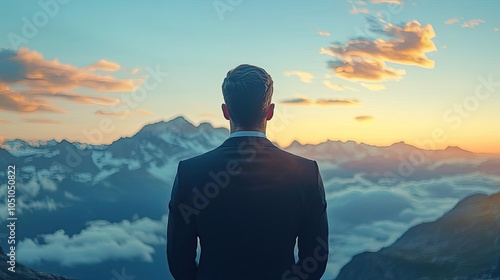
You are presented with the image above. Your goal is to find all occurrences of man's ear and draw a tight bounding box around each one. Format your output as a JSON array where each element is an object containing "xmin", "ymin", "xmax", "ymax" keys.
[
  {"xmin": 222, "ymin": 103, "xmax": 231, "ymax": 120},
  {"xmin": 266, "ymin": 103, "xmax": 275, "ymax": 121}
]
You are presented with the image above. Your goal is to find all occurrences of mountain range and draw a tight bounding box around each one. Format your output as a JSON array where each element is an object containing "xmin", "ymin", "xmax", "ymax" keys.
[{"xmin": 0, "ymin": 116, "xmax": 499, "ymax": 279}]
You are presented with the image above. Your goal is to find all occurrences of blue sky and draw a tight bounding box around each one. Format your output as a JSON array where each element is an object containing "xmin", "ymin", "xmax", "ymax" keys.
[{"xmin": 1, "ymin": 0, "xmax": 499, "ymax": 152}]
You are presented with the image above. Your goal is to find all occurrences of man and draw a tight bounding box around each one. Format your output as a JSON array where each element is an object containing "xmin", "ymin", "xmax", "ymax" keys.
[{"xmin": 167, "ymin": 64, "xmax": 329, "ymax": 280}]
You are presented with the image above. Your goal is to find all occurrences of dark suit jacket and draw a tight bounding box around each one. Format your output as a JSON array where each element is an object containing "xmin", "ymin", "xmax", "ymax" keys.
[{"xmin": 167, "ymin": 136, "xmax": 329, "ymax": 280}]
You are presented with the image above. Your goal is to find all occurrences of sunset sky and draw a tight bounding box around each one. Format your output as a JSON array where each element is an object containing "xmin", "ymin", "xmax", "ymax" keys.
[{"xmin": 1, "ymin": 0, "xmax": 499, "ymax": 153}]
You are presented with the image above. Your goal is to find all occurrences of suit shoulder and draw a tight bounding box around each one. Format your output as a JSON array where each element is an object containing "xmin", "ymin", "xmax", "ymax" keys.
[
  {"xmin": 178, "ymin": 146, "xmax": 221, "ymax": 167},
  {"xmin": 273, "ymin": 146, "xmax": 317, "ymax": 166}
]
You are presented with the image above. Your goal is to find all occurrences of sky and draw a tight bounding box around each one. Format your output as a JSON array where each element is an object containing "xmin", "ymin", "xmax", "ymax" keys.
[{"xmin": 0, "ymin": 0, "xmax": 499, "ymax": 153}]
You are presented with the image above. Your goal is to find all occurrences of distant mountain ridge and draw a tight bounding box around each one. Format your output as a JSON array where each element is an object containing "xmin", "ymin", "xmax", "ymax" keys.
[
  {"xmin": 336, "ymin": 192, "xmax": 500, "ymax": 280},
  {"xmin": 0, "ymin": 116, "xmax": 488, "ymax": 159}
]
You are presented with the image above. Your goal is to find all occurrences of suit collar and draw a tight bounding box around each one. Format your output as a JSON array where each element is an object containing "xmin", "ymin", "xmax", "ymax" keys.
[
  {"xmin": 220, "ymin": 136, "xmax": 277, "ymax": 147},
  {"xmin": 229, "ymin": 131, "xmax": 267, "ymax": 138}
]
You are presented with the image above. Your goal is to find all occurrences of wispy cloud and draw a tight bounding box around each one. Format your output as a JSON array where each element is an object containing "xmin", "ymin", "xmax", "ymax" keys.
[
  {"xmin": 323, "ymin": 80, "xmax": 357, "ymax": 91},
  {"xmin": 281, "ymin": 96, "xmax": 359, "ymax": 106},
  {"xmin": 31, "ymin": 92, "xmax": 119, "ymax": 106},
  {"xmin": 86, "ymin": 59, "xmax": 121, "ymax": 72},
  {"xmin": 95, "ymin": 109, "xmax": 150, "ymax": 117},
  {"xmin": 461, "ymin": 19, "xmax": 485, "ymax": 28},
  {"xmin": 361, "ymin": 83, "xmax": 385, "ymax": 91},
  {"xmin": 369, "ymin": 0, "xmax": 402, "ymax": 4},
  {"xmin": 317, "ymin": 99, "xmax": 359, "ymax": 106},
  {"xmin": 494, "ymin": 27, "xmax": 500, "ymax": 32},
  {"xmin": 350, "ymin": 5, "xmax": 369, "ymax": 14},
  {"xmin": 284, "ymin": 71, "xmax": 314, "ymax": 83},
  {"xmin": 0, "ymin": 86, "xmax": 65, "ymax": 113},
  {"xmin": 0, "ymin": 48, "xmax": 141, "ymax": 114},
  {"xmin": 131, "ymin": 67, "xmax": 141, "ymax": 74},
  {"xmin": 319, "ymin": 31, "xmax": 331, "ymax": 36},
  {"xmin": 95, "ymin": 110, "xmax": 130, "ymax": 117},
  {"xmin": 355, "ymin": 115, "xmax": 374, "ymax": 122},
  {"xmin": 23, "ymin": 119, "xmax": 62, "ymax": 124},
  {"xmin": 444, "ymin": 18, "xmax": 459, "ymax": 25},
  {"xmin": 445, "ymin": 18, "xmax": 486, "ymax": 28},
  {"xmin": 321, "ymin": 20, "xmax": 437, "ymax": 82}
]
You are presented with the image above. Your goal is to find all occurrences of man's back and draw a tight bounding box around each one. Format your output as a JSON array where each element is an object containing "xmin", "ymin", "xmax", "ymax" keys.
[{"xmin": 167, "ymin": 135, "xmax": 328, "ymax": 280}]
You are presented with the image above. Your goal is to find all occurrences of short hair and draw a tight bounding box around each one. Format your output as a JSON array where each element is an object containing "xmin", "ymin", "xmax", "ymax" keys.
[{"xmin": 222, "ymin": 64, "xmax": 274, "ymax": 128}]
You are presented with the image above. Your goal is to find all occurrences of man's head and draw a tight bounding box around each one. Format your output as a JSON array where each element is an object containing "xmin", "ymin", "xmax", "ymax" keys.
[{"xmin": 221, "ymin": 64, "xmax": 274, "ymax": 130}]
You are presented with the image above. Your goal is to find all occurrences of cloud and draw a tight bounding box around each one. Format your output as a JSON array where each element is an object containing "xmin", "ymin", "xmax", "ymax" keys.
[
  {"xmin": 319, "ymin": 31, "xmax": 331, "ymax": 36},
  {"xmin": 321, "ymin": 20, "xmax": 437, "ymax": 82},
  {"xmin": 30, "ymin": 92, "xmax": 119, "ymax": 106},
  {"xmin": 0, "ymin": 48, "xmax": 137, "ymax": 92},
  {"xmin": 349, "ymin": 5, "xmax": 369, "ymax": 14},
  {"xmin": 0, "ymin": 85, "xmax": 65, "ymax": 113},
  {"xmin": 281, "ymin": 96, "xmax": 359, "ymax": 106},
  {"xmin": 37, "ymin": 170, "xmax": 58, "ymax": 191},
  {"xmin": 445, "ymin": 18, "xmax": 486, "ymax": 28},
  {"xmin": 323, "ymin": 80, "xmax": 357, "ymax": 91},
  {"xmin": 355, "ymin": 115, "xmax": 374, "ymax": 122},
  {"xmin": 361, "ymin": 83, "xmax": 385, "ymax": 91},
  {"xmin": 281, "ymin": 97, "xmax": 314, "ymax": 105},
  {"xmin": 461, "ymin": 19, "xmax": 485, "ymax": 28},
  {"xmin": 18, "ymin": 216, "xmax": 167, "ymax": 266},
  {"xmin": 313, "ymin": 150, "xmax": 500, "ymax": 278},
  {"xmin": 329, "ymin": 189, "xmax": 412, "ymax": 227},
  {"xmin": 95, "ymin": 109, "xmax": 153, "ymax": 117},
  {"xmin": 16, "ymin": 197, "xmax": 64, "ymax": 214},
  {"xmin": 131, "ymin": 67, "xmax": 140, "ymax": 74},
  {"xmin": 327, "ymin": 20, "xmax": 437, "ymax": 67},
  {"xmin": 0, "ymin": 48, "xmax": 140, "ymax": 113},
  {"xmin": 369, "ymin": 0, "xmax": 402, "ymax": 4},
  {"xmin": 17, "ymin": 177, "xmax": 41, "ymax": 197},
  {"xmin": 326, "ymin": 59, "xmax": 406, "ymax": 81},
  {"xmin": 494, "ymin": 27, "xmax": 500, "ymax": 32},
  {"xmin": 326, "ymin": 185, "xmax": 493, "ymax": 279},
  {"xmin": 284, "ymin": 70, "xmax": 314, "ymax": 83},
  {"xmin": 445, "ymin": 18, "xmax": 459, "ymax": 25},
  {"xmin": 86, "ymin": 59, "xmax": 121, "ymax": 72},
  {"xmin": 95, "ymin": 110, "xmax": 130, "ymax": 117},
  {"xmin": 23, "ymin": 119, "xmax": 62, "ymax": 124},
  {"xmin": 317, "ymin": 99, "xmax": 359, "ymax": 106},
  {"xmin": 64, "ymin": 191, "xmax": 81, "ymax": 201}
]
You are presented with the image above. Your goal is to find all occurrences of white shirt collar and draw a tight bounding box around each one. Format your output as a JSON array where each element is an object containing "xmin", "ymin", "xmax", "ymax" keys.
[{"xmin": 229, "ymin": 131, "xmax": 267, "ymax": 139}]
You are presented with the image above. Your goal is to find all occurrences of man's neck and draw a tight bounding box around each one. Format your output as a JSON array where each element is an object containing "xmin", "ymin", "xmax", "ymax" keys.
[
  {"xmin": 231, "ymin": 128, "xmax": 265, "ymax": 134},
  {"xmin": 230, "ymin": 123, "xmax": 266, "ymax": 135}
]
